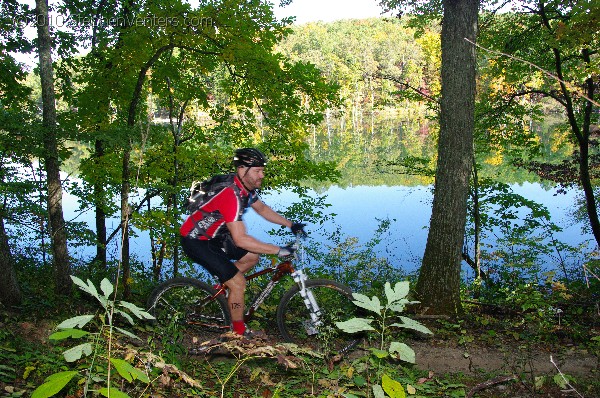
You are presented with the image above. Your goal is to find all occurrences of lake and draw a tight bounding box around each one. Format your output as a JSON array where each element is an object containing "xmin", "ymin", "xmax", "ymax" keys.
[
  {"xmin": 61, "ymin": 181, "xmax": 593, "ymax": 277},
  {"xmin": 244, "ymin": 183, "xmax": 593, "ymax": 275}
]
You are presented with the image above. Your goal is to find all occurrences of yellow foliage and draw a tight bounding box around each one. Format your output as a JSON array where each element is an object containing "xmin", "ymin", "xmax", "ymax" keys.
[
  {"xmin": 550, "ymin": 129, "xmax": 573, "ymax": 152},
  {"xmin": 484, "ymin": 152, "xmax": 504, "ymax": 166}
]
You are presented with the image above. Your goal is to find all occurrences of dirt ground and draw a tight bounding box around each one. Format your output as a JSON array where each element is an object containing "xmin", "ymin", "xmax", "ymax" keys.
[
  {"xmin": 4, "ymin": 318, "xmax": 599, "ymax": 397},
  {"xmin": 407, "ymin": 338, "xmax": 598, "ymax": 379}
]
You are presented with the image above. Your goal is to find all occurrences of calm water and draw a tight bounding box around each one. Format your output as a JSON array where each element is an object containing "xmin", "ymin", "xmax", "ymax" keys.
[
  {"xmin": 245, "ymin": 183, "xmax": 592, "ymax": 273},
  {"xmin": 62, "ymin": 182, "xmax": 593, "ymax": 274}
]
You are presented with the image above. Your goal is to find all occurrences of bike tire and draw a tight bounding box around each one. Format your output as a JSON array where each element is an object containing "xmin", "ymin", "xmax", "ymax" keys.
[
  {"xmin": 146, "ymin": 277, "xmax": 230, "ymax": 348},
  {"xmin": 276, "ymin": 278, "xmax": 361, "ymax": 354}
]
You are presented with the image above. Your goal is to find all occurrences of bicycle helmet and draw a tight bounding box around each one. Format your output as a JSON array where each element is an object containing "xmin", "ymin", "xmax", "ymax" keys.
[{"xmin": 233, "ymin": 148, "xmax": 268, "ymax": 168}]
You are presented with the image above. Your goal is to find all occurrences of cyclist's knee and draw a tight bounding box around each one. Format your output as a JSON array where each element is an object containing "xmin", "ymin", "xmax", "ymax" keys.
[
  {"xmin": 225, "ymin": 272, "xmax": 246, "ymax": 291},
  {"xmin": 236, "ymin": 252, "xmax": 259, "ymax": 273}
]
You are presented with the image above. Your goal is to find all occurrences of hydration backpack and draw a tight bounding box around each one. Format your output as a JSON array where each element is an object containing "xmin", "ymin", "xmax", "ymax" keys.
[{"xmin": 185, "ymin": 173, "xmax": 237, "ymax": 213}]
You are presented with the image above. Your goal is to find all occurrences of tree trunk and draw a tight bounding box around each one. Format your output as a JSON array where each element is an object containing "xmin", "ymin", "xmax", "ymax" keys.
[
  {"xmin": 118, "ymin": 44, "xmax": 176, "ymax": 296},
  {"xmin": 0, "ymin": 211, "xmax": 22, "ymax": 307},
  {"xmin": 94, "ymin": 139, "xmax": 108, "ymax": 270},
  {"xmin": 120, "ymin": 142, "xmax": 131, "ymax": 298},
  {"xmin": 415, "ymin": 0, "xmax": 479, "ymax": 315},
  {"xmin": 36, "ymin": 0, "xmax": 72, "ymax": 295},
  {"xmin": 564, "ymin": 50, "xmax": 599, "ymax": 246}
]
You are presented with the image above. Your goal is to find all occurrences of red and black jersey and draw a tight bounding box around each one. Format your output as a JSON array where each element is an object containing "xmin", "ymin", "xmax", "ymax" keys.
[{"xmin": 180, "ymin": 175, "xmax": 257, "ymax": 240}]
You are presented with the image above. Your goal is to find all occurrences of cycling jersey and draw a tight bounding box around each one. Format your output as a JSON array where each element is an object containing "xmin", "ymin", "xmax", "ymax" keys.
[{"xmin": 179, "ymin": 175, "xmax": 258, "ymax": 240}]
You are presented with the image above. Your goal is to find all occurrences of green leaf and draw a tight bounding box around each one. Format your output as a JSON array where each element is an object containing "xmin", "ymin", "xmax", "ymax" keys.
[
  {"xmin": 115, "ymin": 309, "xmax": 135, "ymax": 325},
  {"xmin": 31, "ymin": 371, "xmax": 78, "ymax": 398},
  {"xmin": 388, "ymin": 342, "xmax": 415, "ymax": 363},
  {"xmin": 119, "ymin": 301, "xmax": 155, "ymax": 320},
  {"xmin": 70, "ymin": 275, "xmax": 90, "ymax": 294},
  {"xmin": 100, "ymin": 278, "xmax": 114, "ymax": 299},
  {"xmin": 382, "ymin": 374, "xmax": 406, "ymax": 398},
  {"xmin": 49, "ymin": 328, "xmax": 89, "ymax": 340},
  {"xmin": 534, "ymin": 376, "xmax": 545, "ymax": 389},
  {"xmin": 115, "ymin": 327, "xmax": 141, "ymax": 341},
  {"xmin": 110, "ymin": 358, "xmax": 150, "ymax": 384},
  {"xmin": 351, "ymin": 293, "xmax": 381, "ymax": 314},
  {"xmin": 390, "ymin": 316, "xmax": 433, "ymax": 335},
  {"xmin": 56, "ymin": 315, "xmax": 95, "ymax": 329},
  {"xmin": 553, "ymin": 374, "xmax": 569, "ymax": 389},
  {"xmin": 385, "ymin": 281, "xmax": 410, "ymax": 304},
  {"xmin": 70, "ymin": 276, "xmax": 100, "ymax": 302},
  {"xmin": 129, "ymin": 367, "xmax": 150, "ymax": 384},
  {"xmin": 110, "ymin": 358, "xmax": 133, "ymax": 382},
  {"xmin": 372, "ymin": 384, "xmax": 386, "ymax": 398},
  {"xmin": 98, "ymin": 387, "xmax": 131, "ymax": 398},
  {"xmin": 369, "ymin": 348, "xmax": 389, "ymax": 359},
  {"xmin": 387, "ymin": 298, "xmax": 409, "ymax": 313},
  {"xmin": 63, "ymin": 343, "xmax": 93, "ymax": 362},
  {"xmin": 353, "ymin": 375, "xmax": 367, "ymax": 387},
  {"xmin": 336, "ymin": 317, "xmax": 376, "ymax": 333}
]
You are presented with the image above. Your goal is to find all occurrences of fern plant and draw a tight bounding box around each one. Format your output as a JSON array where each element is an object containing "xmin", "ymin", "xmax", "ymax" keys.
[{"xmin": 31, "ymin": 276, "xmax": 155, "ymax": 398}]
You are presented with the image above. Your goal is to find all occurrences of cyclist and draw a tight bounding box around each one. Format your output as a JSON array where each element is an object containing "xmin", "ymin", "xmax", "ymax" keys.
[{"xmin": 179, "ymin": 148, "xmax": 306, "ymax": 336}]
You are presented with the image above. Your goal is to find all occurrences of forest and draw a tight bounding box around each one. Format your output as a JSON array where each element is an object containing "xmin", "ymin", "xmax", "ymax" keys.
[{"xmin": 0, "ymin": 0, "xmax": 598, "ymax": 397}]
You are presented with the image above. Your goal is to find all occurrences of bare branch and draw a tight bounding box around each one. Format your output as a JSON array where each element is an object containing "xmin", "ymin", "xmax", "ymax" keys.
[
  {"xmin": 374, "ymin": 72, "xmax": 438, "ymax": 103},
  {"xmin": 465, "ymin": 38, "xmax": 599, "ymax": 108}
]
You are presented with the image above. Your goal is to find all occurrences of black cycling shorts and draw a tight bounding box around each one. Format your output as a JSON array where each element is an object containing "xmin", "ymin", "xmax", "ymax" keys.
[{"xmin": 180, "ymin": 236, "xmax": 248, "ymax": 284}]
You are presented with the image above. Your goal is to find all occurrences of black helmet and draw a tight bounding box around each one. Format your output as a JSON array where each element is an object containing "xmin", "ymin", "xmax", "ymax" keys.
[{"xmin": 233, "ymin": 148, "xmax": 268, "ymax": 168}]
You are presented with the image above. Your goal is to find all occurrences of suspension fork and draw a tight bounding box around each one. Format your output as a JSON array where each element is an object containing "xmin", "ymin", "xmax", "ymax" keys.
[{"xmin": 291, "ymin": 269, "xmax": 322, "ymax": 332}]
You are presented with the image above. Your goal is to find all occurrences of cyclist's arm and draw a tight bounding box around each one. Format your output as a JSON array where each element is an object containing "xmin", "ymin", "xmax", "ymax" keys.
[
  {"xmin": 251, "ymin": 199, "xmax": 293, "ymax": 228},
  {"xmin": 226, "ymin": 220, "xmax": 280, "ymax": 255}
]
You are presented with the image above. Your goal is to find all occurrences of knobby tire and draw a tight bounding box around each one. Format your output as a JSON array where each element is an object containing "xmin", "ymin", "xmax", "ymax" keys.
[
  {"xmin": 146, "ymin": 277, "xmax": 230, "ymax": 351},
  {"xmin": 276, "ymin": 279, "xmax": 361, "ymax": 354}
]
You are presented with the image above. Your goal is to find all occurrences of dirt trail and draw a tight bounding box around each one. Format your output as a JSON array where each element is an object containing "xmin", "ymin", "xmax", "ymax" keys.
[{"xmin": 406, "ymin": 339, "xmax": 598, "ymax": 380}]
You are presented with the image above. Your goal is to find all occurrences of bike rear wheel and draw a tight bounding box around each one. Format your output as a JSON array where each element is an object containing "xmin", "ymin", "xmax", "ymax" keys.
[
  {"xmin": 146, "ymin": 277, "xmax": 230, "ymax": 350},
  {"xmin": 276, "ymin": 279, "xmax": 361, "ymax": 354}
]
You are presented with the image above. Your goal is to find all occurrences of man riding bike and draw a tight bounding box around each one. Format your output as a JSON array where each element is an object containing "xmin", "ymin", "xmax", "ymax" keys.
[{"xmin": 179, "ymin": 148, "xmax": 306, "ymax": 336}]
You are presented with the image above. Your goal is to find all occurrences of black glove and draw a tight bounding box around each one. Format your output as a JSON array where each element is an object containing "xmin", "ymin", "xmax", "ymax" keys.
[
  {"xmin": 277, "ymin": 245, "xmax": 296, "ymax": 258},
  {"xmin": 290, "ymin": 222, "xmax": 307, "ymax": 237}
]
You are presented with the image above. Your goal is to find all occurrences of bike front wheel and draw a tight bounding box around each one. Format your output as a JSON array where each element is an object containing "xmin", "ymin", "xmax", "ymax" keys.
[
  {"xmin": 146, "ymin": 277, "xmax": 230, "ymax": 350},
  {"xmin": 276, "ymin": 278, "xmax": 361, "ymax": 354}
]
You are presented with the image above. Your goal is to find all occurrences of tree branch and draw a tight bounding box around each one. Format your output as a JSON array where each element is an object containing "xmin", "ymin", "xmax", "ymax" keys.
[
  {"xmin": 374, "ymin": 72, "xmax": 438, "ymax": 103},
  {"xmin": 465, "ymin": 38, "xmax": 599, "ymax": 108}
]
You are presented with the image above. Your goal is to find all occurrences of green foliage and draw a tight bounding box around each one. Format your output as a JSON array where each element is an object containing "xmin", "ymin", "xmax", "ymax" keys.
[
  {"xmin": 31, "ymin": 276, "xmax": 154, "ymax": 398},
  {"xmin": 278, "ymin": 18, "xmax": 439, "ymax": 178},
  {"xmin": 337, "ymin": 281, "xmax": 432, "ymax": 362},
  {"xmin": 336, "ymin": 281, "xmax": 462, "ymax": 397},
  {"xmin": 304, "ymin": 218, "xmax": 404, "ymax": 293},
  {"xmin": 464, "ymin": 179, "xmax": 589, "ymax": 286}
]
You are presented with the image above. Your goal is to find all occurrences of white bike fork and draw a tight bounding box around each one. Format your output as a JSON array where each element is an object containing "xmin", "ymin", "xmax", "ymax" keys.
[{"xmin": 291, "ymin": 269, "xmax": 322, "ymax": 335}]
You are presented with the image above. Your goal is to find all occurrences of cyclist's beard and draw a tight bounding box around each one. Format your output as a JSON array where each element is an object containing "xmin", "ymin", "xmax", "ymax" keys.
[{"xmin": 240, "ymin": 169, "xmax": 262, "ymax": 191}]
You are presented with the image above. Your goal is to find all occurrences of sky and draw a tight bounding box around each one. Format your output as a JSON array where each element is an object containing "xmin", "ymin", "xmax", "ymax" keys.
[{"xmin": 272, "ymin": 0, "xmax": 391, "ymax": 24}]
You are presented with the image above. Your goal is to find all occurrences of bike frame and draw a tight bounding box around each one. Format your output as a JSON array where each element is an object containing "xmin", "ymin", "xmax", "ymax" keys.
[
  {"xmin": 210, "ymin": 237, "xmax": 323, "ymax": 329},
  {"xmin": 242, "ymin": 260, "xmax": 295, "ymax": 322}
]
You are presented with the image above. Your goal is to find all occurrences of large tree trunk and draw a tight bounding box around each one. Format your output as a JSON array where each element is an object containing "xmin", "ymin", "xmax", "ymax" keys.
[
  {"xmin": 36, "ymin": 0, "xmax": 72, "ymax": 295},
  {"xmin": 561, "ymin": 50, "xmax": 599, "ymax": 246},
  {"xmin": 0, "ymin": 212, "xmax": 22, "ymax": 307},
  {"xmin": 120, "ymin": 143, "xmax": 131, "ymax": 298},
  {"xmin": 94, "ymin": 139, "xmax": 108, "ymax": 270},
  {"xmin": 415, "ymin": 0, "xmax": 479, "ymax": 315}
]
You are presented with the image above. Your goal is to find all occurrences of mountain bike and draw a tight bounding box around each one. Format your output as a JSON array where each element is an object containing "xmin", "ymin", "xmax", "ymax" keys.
[{"xmin": 146, "ymin": 235, "xmax": 361, "ymax": 354}]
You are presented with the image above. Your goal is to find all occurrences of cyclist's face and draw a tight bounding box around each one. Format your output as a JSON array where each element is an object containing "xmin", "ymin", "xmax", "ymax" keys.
[{"xmin": 239, "ymin": 166, "xmax": 264, "ymax": 190}]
